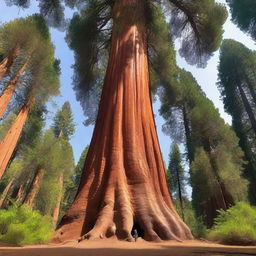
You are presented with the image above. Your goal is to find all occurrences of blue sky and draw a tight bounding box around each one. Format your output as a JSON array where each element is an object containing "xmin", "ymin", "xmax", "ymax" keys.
[{"xmin": 0, "ymin": 0, "xmax": 255, "ymax": 166}]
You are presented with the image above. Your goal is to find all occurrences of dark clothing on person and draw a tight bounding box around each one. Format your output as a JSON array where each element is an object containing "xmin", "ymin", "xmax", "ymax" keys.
[{"xmin": 133, "ymin": 229, "xmax": 139, "ymax": 242}]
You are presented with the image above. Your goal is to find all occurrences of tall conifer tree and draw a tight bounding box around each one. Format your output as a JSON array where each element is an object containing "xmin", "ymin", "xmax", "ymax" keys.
[
  {"xmin": 160, "ymin": 69, "xmax": 248, "ymax": 227},
  {"xmin": 227, "ymin": 0, "xmax": 256, "ymax": 41},
  {"xmin": 0, "ymin": 15, "xmax": 60, "ymax": 179},
  {"xmin": 168, "ymin": 144, "xmax": 187, "ymax": 220},
  {"xmin": 218, "ymin": 39, "xmax": 256, "ymax": 203}
]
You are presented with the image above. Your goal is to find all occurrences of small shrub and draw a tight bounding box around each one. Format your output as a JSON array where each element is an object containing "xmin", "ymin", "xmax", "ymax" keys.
[
  {"xmin": 0, "ymin": 204, "xmax": 54, "ymax": 245},
  {"xmin": 208, "ymin": 202, "xmax": 256, "ymax": 245}
]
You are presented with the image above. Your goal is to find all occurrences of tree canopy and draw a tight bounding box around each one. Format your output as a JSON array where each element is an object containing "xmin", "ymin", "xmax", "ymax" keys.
[
  {"xmin": 160, "ymin": 68, "xmax": 248, "ymax": 226},
  {"xmin": 218, "ymin": 39, "xmax": 256, "ymax": 203},
  {"xmin": 227, "ymin": 0, "xmax": 256, "ymax": 41},
  {"xmin": 5, "ymin": 0, "xmax": 228, "ymax": 124},
  {"xmin": 52, "ymin": 101, "xmax": 75, "ymax": 140}
]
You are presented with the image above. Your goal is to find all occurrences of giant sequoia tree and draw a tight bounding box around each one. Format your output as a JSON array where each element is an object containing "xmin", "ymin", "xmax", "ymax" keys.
[
  {"xmin": 8, "ymin": 0, "xmax": 227, "ymax": 242},
  {"xmin": 218, "ymin": 39, "xmax": 256, "ymax": 203}
]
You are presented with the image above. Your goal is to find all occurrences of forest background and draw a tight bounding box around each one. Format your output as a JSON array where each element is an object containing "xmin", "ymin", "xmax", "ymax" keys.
[{"xmin": 0, "ymin": 0, "xmax": 255, "ymax": 190}]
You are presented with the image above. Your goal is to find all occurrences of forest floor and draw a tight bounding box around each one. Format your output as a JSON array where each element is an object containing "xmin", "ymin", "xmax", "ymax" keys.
[{"xmin": 0, "ymin": 239, "xmax": 256, "ymax": 256}]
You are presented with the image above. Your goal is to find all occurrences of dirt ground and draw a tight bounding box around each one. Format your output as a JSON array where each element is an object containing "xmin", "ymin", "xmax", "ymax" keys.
[{"xmin": 0, "ymin": 239, "xmax": 256, "ymax": 256}]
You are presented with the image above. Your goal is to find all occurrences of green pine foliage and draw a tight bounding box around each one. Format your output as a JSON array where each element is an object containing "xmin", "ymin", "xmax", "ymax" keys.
[
  {"xmin": 0, "ymin": 14, "xmax": 60, "ymax": 108},
  {"xmin": 168, "ymin": 144, "xmax": 187, "ymax": 219},
  {"xmin": 147, "ymin": 3, "xmax": 178, "ymax": 99},
  {"xmin": 160, "ymin": 69, "xmax": 248, "ymax": 225},
  {"xmin": 208, "ymin": 202, "xmax": 256, "ymax": 245},
  {"xmin": 227, "ymin": 0, "xmax": 256, "ymax": 41},
  {"xmin": 67, "ymin": 0, "xmax": 111, "ymax": 125},
  {"xmin": 34, "ymin": 131, "xmax": 74, "ymax": 215},
  {"xmin": 52, "ymin": 101, "xmax": 75, "ymax": 140},
  {"xmin": 6, "ymin": 0, "xmax": 227, "ymax": 124},
  {"xmin": 0, "ymin": 203, "xmax": 53, "ymax": 245},
  {"xmin": 169, "ymin": 0, "xmax": 227, "ymax": 67},
  {"xmin": 63, "ymin": 146, "xmax": 88, "ymax": 211}
]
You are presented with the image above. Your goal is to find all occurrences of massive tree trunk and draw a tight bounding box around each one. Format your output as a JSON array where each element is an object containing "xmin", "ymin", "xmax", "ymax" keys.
[
  {"xmin": 54, "ymin": 0, "xmax": 192, "ymax": 243},
  {"xmin": 52, "ymin": 173, "xmax": 64, "ymax": 226},
  {"xmin": 0, "ymin": 47, "xmax": 19, "ymax": 81},
  {"xmin": 0, "ymin": 102, "xmax": 31, "ymax": 179},
  {"xmin": 0, "ymin": 177, "xmax": 14, "ymax": 208},
  {"xmin": 0, "ymin": 59, "xmax": 29, "ymax": 119},
  {"xmin": 23, "ymin": 168, "xmax": 44, "ymax": 207}
]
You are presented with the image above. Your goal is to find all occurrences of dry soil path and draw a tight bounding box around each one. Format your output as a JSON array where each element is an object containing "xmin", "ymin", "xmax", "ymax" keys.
[{"xmin": 0, "ymin": 239, "xmax": 256, "ymax": 256}]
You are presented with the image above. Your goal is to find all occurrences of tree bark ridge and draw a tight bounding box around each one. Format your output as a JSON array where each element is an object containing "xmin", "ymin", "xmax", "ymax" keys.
[
  {"xmin": 0, "ymin": 47, "xmax": 19, "ymax": 81},
  {"xmin": 53, "ymin": 0, "xmax": 192, "ymax": 242},
  {"xmin": 23, "ymin": 168, "xmax": 44, "ymax": 207},
  {"xmin": 0, "ymin": 102, "xmax": 31, "ymax": 179},
  {"xmin": 0, "ymin": 59, "xmax": 29, "ymax": 119}
]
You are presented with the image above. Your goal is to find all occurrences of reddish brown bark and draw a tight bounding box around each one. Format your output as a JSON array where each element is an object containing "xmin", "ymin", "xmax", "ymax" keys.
[
  {"xmin": 205, "ymin": 184, "xmax": 234, "ymax": 227},
  {"xmin": 0, "ymin": 177, "xmax": 14, "ymax": 208},
  {"xmin": 23, "ymin": 169, "xmax": 44, "ymax": 207},
  {"xmin": 203, "ymin": 140, "xmax": 235, "ymax": 227},
  {"xmin": 0, "ymin": 102, "xmax": 31, "ymax": 179},
  {"xmin": 54, "ymin": 0, "xmax": 192, "ymax": 242},
  {"xmin": 52, "ymin": 173, "xmax": 64, "ymax": 226},
  {"xmin": 0, "ymin": 47, "xmax": 19, "ymax": 81},
  {"xmin": 0, "ymin": 60, "xmax": 29, "ymax": 119}
]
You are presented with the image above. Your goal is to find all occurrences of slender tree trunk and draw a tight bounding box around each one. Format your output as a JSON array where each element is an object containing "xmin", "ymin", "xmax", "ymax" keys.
[
  {"xmin": 0, "ymin": 60, "xmax": 29, "ymax": 119},
  {"xmin": 182, "ymin": 105, "xmax": 193, "ymax": 164},
  {"xmin": 0, "ymin": 47, "xmax": 19, "ymax": 81},
  {"xmin": 52, "ymin": 173, "xmax": 64, "ymax": 226},
  {"xmin": 0, "ymin": 177, "xmax": 14, "ymax": 208},
  {"xmin": 0, "ymin": 102, "xmax": 31, "ymax": 179},
  {"xmin": 176, "ymin": 166, "xmax": 184, "ymax": 221},
  {"xmin": 54, "ymin": 0, "xmax": 192, "ymax": 243},
  {"xmin": 237, "ymin": 82, "xmax": 256, "ymax": 135},
  {"xmin": 23, "ymin": 169, "xmax": 44, "ymax": 207},
  {"xmin": 15, "ymin": 183, "xmax": 24, "ymax": 203}
]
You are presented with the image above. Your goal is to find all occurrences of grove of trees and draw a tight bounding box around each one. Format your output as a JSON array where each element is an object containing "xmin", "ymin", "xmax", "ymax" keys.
[{"xmin": 0, "ymin": 0, "xmax": 256, "ymax": 245}]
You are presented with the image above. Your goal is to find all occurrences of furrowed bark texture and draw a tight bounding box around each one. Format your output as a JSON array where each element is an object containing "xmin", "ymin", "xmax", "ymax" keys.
[
  {"xmin": 54, "ymin": 0, "xmax": 192, "ymax": 242},
  {"xmin": 52, "ymin": 173, "xmax": 64, "ymax": 226},
  {"xmin": 24, "ymin": 169, "xmax": 44, "ymax": 207},
  {"xmin": 0, "ymin": 60, "xmax": 28, "ymax": 119},
  {"xmin": 0, "ymin": 103, "xmax": 30, "ymax": 179},
  {"xmin": 0, "ymin": 48, "xmax": 19, "ymax": 81}
]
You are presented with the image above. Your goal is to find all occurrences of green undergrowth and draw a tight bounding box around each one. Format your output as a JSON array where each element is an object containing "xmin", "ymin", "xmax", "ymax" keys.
[
  {"xmin": 0, "ymin": 203, "xmax": 54, "ymax": 245},
  {"xmin": 208, "ymin": 202, "xmax": 256, "ymax": 245}
]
